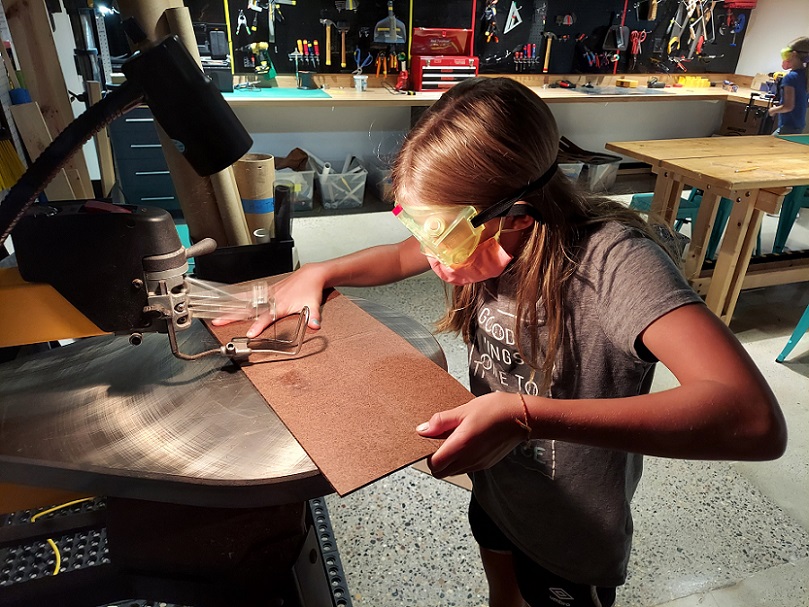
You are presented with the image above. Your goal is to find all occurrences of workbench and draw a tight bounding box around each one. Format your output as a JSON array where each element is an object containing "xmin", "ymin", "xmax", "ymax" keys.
[
  {"xmin": 225, "ymin": 72, "xmax": 752, "ymax": 108},
  {"xmin": 220, "ymin": 73, "xmax": 750, "ymax": 212},
  {"xmin": 606, "ymin": 135, "xmax": 809, "ymax": 324}
]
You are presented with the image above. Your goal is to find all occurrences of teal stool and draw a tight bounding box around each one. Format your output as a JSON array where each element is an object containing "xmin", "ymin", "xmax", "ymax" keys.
[
  {"xmin": 776, "ymin": 303, "xmax": 809, "ymax": 362},
  {"xmin": 630, "ymin": 189, "xmax": 701, "ymax": 232},
  {"xmin": 631, "ymin": 191, "xmax": 760, "ymax": 259},
  {"xmin": 708, "ymin": 198, "xmax": 763, "ymax": 260},
  {"xmin": 773, "ymin": 134, "xmax": 809, "ymax": 254},
  {"xmin": 772, "ymin": 185, "xmax": 809, "ymax": 254}
]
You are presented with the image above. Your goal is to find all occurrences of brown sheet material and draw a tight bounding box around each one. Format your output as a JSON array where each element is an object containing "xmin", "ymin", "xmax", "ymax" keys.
[
  {"xmin": 411, "ymin": 460, "xmax": 472, "ymax": 491},
  {"xmin": 206, "ymin": 289, "xmax": 473, "ymax": 496}
]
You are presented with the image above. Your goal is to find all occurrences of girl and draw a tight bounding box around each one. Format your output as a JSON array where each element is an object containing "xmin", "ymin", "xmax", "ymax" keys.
[
  {"xmin": 769, "ymin": 36, "xmax": 809, "ymax": 135},
  {"xmin": 218, "ymin": 78, "xmax": 786, "ymax": 607}
]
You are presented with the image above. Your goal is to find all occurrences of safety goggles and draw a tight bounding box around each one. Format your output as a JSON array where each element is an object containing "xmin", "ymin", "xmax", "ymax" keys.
[
  {"xmin": 782, "ymin": 47, "xmax": 796, "ymax": 60},
  {"xmin": 392, "ymin": 163, "xmax": 557, "ymax": 267},
  {"xmin": 392, "ymin": 203, "xmax": 484, "ymax": 266}
]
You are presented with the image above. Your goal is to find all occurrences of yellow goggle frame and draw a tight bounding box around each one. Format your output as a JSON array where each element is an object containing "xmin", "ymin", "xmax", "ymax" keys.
[{"xmin": 392, "ymin": 204, "xmax": 485, "ymax": 267}]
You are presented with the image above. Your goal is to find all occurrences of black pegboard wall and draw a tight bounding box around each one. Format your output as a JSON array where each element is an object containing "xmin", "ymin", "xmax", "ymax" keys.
[{"xmin": 183, "ymin": 0, "xmax": 753, "ymax": 77}]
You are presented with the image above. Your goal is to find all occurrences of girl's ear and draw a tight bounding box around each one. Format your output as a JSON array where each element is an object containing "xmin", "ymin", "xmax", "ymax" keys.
[{"xmin": 509, "ymin": 214, "xmax": 536, "ymax": 231}]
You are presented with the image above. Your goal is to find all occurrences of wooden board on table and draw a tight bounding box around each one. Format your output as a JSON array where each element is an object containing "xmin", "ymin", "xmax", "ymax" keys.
[
  {"xmin": 606, "ymin": 136, "xmax": 808, "ymax": 166},
  {"xmin": 206, "ymin": 287, "xmax": 473, "ymax": 496},
  {"xmin": 660, "ymin": 155, "xmax": 809, "ymax": 192}
]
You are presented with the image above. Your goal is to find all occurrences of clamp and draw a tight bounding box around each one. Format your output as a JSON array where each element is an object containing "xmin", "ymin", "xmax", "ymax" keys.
[{"xmin": 236, "ymin": 10, "xmax": 248, "ymax": 35}]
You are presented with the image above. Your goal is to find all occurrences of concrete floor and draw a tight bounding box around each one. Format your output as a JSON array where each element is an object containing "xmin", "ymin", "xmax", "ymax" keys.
[{"xmin": 292, "ymin": 194, "xmax": 809, "ymax": 607}]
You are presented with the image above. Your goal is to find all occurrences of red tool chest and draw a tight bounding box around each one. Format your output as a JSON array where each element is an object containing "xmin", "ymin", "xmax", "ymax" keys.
[{"xmin": 410, "ymin": 28, "xmax": 478, "ymax": 92}]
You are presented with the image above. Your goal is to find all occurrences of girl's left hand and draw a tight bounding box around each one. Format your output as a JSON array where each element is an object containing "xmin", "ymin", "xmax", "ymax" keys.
[{"xmin": 416, "ymin": 392, "xmax": 528, "ymax": 478}]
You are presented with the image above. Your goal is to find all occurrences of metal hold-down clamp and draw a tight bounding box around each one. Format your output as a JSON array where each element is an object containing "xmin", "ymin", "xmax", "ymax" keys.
[
  {"xmin": 221, "ymin": 307, "xmax": 311, "ymax": 362},
  {"xmin": 166, "ymin": 307, "xmax": 311, "ymax": 362}
]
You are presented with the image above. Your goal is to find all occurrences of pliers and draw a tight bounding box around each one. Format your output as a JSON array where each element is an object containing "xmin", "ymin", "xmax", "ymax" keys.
[{"xmin": 375, "ymin": 52, "xmax": 387, "ymax": 77}]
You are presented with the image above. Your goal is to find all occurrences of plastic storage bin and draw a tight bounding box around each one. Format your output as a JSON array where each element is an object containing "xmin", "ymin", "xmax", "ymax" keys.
[
  {"xmin": 558, "ymin": 162, "xmax": 584, "ymax": 183},
  {"xmin": 582, "ymin": 160, "xmax": 620, "ymax": 192},
  {"xmin": 366, "ymin": 156, "xmax": 395, "ymax": 204},
  {"xmin": 275, "ymin": 167, "xmax": 315, "ymax": 211},
  {"xmin": 310, "ymin": 156, "xmax": 368, "ymax": 209}
]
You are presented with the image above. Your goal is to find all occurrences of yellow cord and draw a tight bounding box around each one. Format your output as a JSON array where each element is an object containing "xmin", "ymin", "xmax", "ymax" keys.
[
  {"xmin": 30, "ymin": 496, "xmax": 95, "ymax": 576},
  {"xmin": 29, "ymin": 497, "xmax": 95, "ymax": 522},
  {"xmin": 45, "ymin": 538, "xmax": 61, "ymax": 576}
]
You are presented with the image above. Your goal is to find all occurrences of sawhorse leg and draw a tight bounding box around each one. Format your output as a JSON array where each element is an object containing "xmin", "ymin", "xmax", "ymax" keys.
[
  {"xmin": 684, "ymin": 191, "xmax": 723, "ymax": 281},
  {"xmin": 650, "ymin": 171, "xmax": 685, "ymax": 227},
  {"xmin": 704, "ymin": 191, "xmax": 762, "ymax": 324}
]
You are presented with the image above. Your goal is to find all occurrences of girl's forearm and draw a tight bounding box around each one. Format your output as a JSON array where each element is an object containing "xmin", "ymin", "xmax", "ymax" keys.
[
  {"xmin": 305, "ymin": 237, "xmax": 430, "ymax": 289},
  {"xmin": 521, "ymin": 382, "xmax": 786, "ymax": 461}
]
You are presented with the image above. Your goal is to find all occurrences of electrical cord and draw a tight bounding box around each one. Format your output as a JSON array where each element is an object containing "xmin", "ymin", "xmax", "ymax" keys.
[{"xmin": 29, "ymin": 496, "xmax": 96, "ymax": 576}]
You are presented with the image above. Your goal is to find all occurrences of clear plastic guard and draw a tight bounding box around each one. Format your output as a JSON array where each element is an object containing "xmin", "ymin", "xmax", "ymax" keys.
[{"xmin": 186, "ymin": 277, "xmax": 275, "ymax": 322}]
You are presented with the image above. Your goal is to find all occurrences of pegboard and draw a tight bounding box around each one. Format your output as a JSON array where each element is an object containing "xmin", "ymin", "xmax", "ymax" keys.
[
  {"xmin": 187, "ymin": 1, "xmax": 413, "ymax": 76},
  {"xmin": 183, "ymin": 0, "xmax": 751, "ymax": 77},
  {"xmin": 472, "ymin": 0, "xmax": 751, "ymax": 75}
]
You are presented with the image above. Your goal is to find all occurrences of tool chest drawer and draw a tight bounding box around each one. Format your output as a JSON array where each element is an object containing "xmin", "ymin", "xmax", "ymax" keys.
[
  {"xmin": 410, "ymin": 56, "xmax": 479, "ymax": 91},
  {"xmin": 109, "ymin": 106, "xmax": 179, "ymax": 213}
]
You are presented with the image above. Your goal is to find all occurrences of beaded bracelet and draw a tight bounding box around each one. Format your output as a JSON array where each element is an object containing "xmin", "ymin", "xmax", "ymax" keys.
[{"xmin": 514, "ymin": 392, "xmax": 532, "ymax": 440}]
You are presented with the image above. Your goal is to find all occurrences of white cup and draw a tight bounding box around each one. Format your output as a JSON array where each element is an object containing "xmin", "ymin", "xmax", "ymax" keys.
[{"xmin": 353, "ymin": 75, "xmax": 368, "ymax": 92}]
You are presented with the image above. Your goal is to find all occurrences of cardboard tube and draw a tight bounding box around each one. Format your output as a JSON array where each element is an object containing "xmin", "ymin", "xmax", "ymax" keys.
[
  {"xmin": 165, "ymin": 7, "xmax": 251, "ymax": 247},
  {"xmin": 117, "ymin": 0, "xmax": 182, "ymax": 43},
  {"xmin": 234, "ymin": 154, "xmax": 276, "ymax": 243},
  {"xmin": 117, "ymin": 1, "xmax": 230, "ymax": 246}
]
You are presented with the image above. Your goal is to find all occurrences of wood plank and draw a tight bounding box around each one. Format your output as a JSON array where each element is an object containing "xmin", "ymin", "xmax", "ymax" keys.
[
  {"xmin": 606, "ymin": 135, "xmax": 806, "ymax": 166},
  {"xmin": 704, "ymin": 193, "xmax": 759, "ymax": 322},
  {"xmin": 692, "ymin": 259, "xmax": 809, "ymax": 293},
  {"xmin": 3, "ymin": 0, "xmax": 93, "ymax": 197},
  {"xmin": 86, "ymin": 81, "xmax": 115, "ymax": 197},
  {"xmin": 9, "ymin": 101, "xmax": 75, "ymax": 200},
  {"xmin": 684, "ymin": 191, "xmax": 723, "ymax": 281},
  {"xmin": 659, "ymin": 155, "xmax": 809, "ymax": 191}
]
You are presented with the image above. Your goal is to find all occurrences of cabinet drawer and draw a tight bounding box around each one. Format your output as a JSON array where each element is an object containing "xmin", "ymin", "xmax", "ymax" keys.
[
  {"xmin": 119, "ymin": 172, "xmax": 177, "ymax": 206},
  {"xmin": 117, "ymin": 154, "xmax": 170, "ymax": 176}
]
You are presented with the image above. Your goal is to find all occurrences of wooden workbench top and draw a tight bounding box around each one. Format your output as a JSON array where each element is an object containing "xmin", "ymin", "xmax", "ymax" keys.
[
  {"xmin": 606, "ymin": 135, "xmax": 806, "ymax": 166},
  {"xmin": 660, "ymin": 153, "xmax": 809, "ymax": 191},
  {"xmin": 222, "ymin": 73, "xmax": 748, "ymax": 109}
]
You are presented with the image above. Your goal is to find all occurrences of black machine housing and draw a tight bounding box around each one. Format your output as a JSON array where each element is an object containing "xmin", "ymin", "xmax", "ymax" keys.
[{"xmin": 13, "ymin": 201, "xmax": 194, "ymax": 334}]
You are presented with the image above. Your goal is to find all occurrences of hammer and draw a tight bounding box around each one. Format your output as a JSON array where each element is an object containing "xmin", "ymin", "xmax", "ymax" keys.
[
  {"xmin": 319, "ymin": 18, "xmax": 335, "ymax": 66},
  {"xmin": 543, "ymin": 32, "xmax": 558, "ymax": 74}
]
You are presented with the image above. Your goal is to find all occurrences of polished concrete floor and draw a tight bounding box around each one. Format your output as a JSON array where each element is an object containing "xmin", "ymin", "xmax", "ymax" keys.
[{"xmin": 293, "ymin": 196, "xmax": 809, "ymax": 607}]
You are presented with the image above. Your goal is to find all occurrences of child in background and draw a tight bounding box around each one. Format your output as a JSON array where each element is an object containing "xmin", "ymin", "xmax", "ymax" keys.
[
  {"xmin": 217, "ymin": 78, "xmax": 786, "ymax": 607},
  {"xmin": 769, "ymin": 36, "xmax": 809, "ymax": 135}
]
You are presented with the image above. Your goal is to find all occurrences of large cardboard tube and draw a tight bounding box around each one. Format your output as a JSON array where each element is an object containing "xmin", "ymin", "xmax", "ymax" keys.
[
  {"xmin": 233, "ymin": 154, "xmax": 276, "ymax": 242},
  {"xmin": 117, "ymin": 0, "xmax": 180, "ymax": 43},
  {"xmin": 117, "ymin": 1, "xmax": 230, "ymax": 246},
  {"xmin": 164, "ymin": 7, "xmax": 251, "ymax": 247}
]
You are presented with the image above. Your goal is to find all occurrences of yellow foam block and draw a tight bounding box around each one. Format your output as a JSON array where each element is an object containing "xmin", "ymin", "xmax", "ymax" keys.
[
  {"xmin": 616, "ymin": 78, "xmax": 639, "ymax": 88},
  {"xmin": 0, "ymin": 267, "xmax": 107, "ymax": 347}
]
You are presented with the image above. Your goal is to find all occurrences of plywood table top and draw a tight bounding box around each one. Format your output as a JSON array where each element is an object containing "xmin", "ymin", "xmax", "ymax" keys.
[
  {"xmin": 659, "ymin": 154, "xmax": 809, "ymax": 192},
  {"xmin": 606, "ymin": 136, "xmax": 808, "ymax": 166}
]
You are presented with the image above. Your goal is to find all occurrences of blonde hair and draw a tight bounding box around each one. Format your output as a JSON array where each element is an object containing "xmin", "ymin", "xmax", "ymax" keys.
[
  {"xmin": 392, "ymin": 78, "xmax": 667, "ymax": 393},
  {"xmin": 788, "ymin": 37, "xmax": 809, "ymax": 64}
]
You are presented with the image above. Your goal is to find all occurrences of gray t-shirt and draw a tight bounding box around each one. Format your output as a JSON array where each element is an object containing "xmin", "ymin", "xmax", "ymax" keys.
[{"xmin": 469, "ymin": 221, "xmax": 703, "ymax": 587}]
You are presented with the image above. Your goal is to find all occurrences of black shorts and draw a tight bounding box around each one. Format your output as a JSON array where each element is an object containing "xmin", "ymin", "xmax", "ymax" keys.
[{"xmin": 468, "ymin": 493, "xmax": 617, "ymax": 607}]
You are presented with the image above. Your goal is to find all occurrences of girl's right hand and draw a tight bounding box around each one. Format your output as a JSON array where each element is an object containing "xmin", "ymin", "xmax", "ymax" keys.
[{"xmin": 210, "ymin": 263, "xmax": 327, "ymax": 337}]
